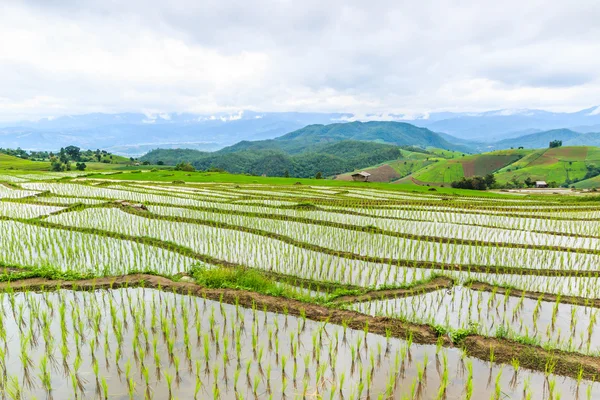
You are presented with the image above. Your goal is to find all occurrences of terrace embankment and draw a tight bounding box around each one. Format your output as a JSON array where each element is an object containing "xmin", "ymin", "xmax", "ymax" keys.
[
  {"xmin": 2, "ymin": 273, "xmax": 600, "ymax": 381},
  {"xmin": 329, "ymin": 276, "xmax": 453, "ymax": 304}
]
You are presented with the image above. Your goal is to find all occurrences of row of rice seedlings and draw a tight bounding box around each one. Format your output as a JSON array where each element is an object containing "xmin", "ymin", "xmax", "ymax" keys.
[
  {"xmin": 45, "ymin": 208, "xmax": 444, "ymax": 288},
  {"xmin": 0, "ymin": 220, "xmax": 198, "ymax": 276},
  {"xmin": 350, "ymin": 286, "xmax": 600, "ymax": 355},
  {"xmin": 47, "ymin": 207, "xmax": 600, "ymax": 275},
  {"xmin": 0, "ymin": 175, "xmax": 28, "ymax": 183},
  {"xmin": 130, "ymin": 184, "xmax": 242, "ymax": 199},
  {"xmin": 0, "ymin": 202, "xmax": 64, "ymax": 219},
  {"xmin": 146, "ymin": 203, "xmax": 600, "ymax": 257},
  {"xmin": 105, "ymin": 184, "xmax": 239, "ymax": 203},
  {"xmin": 5, "ymin": 203, "xmax": 600, "ymax": 299},
  {"xmin": 0, "ymin": 185, "xmax": 39, "ymax": 200},
  {"xmin": 20, "ymin": 183, "xmax": 245, "ymax": 209},
  {"xmin": 147, "ymin": 203, "xmax": 600, "ymax": 251},
  {"xmin": 27, "ymin": 196, "xmax": 107, "ymax": 205},
  {"xmin": 39, "ymin": 205, "xmax": 600, "ymax": 297},
  {"xmin": 321, "ymin": 205, "xmax": 600, "ymax": 236},
  {"xmin": 0, "ymin": 286, "xmax": 593, "ymax": 399}
]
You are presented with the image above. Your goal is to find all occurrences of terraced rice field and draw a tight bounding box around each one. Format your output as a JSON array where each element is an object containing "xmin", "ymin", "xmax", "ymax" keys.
[{"xmin": 1, "ymin": 173, "xmax": 600, "ymax": 398}]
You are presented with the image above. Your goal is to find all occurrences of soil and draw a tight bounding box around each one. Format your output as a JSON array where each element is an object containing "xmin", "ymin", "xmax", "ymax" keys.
[
  {"xmin": 336, "ymin": 165, "xmax": 401, "ymax": 183},
  {"xmin": 2, "ymin": 273, "xmax": 600, "ymax": 381}
]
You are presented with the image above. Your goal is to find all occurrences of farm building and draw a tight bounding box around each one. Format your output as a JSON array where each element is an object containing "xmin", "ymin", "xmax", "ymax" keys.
[
  {"xmin": 535, "ymin": 181, "xmax": 548, "ymax": 188},
  {"xmin": 351, "ymin": 171, "xmax": 371, "ymax": 182}
]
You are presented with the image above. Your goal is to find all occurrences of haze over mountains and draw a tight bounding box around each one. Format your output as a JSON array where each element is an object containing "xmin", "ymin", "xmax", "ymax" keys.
[{"xmin": 2, "ymin": 106, "xmax": 600, "ymax": 155}]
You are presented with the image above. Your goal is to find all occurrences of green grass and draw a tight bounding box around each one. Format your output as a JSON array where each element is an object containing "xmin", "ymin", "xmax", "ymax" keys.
[
  {"xmin": 0, "ymin": 153, "xmax": 169, "ymax": 173},
  {"xmin": 494, "ymin": 146, "xmax": 600, "ymax": 184},
  {"xmin": 426, "ymin": 147, "xmax": 466, "ymax": 159},
  {"xmin": 85, "ymin": 170, "xmax": 514, "ymax": 197},
  {"xmin": 0, "ymin": 154, "xmax": 52, "ymax": 170},
  {"xmin": 386, "ymin": 159, "xmax": 436, "ymax": 177},
  {"xmin": 405, "ymin": 149, "xmax": 531, "ymax": 185},
  {"xmin": 573, "ymin": 175, "xmax": 600, "ymax": 189}
]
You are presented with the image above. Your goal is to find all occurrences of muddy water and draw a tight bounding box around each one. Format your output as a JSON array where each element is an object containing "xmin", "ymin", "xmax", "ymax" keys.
[{"xmin": 0, "ymin": 288, "xmax": 596, "ymax": 399}]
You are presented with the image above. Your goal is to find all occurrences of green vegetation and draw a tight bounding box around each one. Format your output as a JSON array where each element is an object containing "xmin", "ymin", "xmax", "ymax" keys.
[
  {"xmin": 0, "ymin": 146, "xmax": 166, "ymax": 172},
  {"xmin": 494, "ymin": 146, "xmax": 600, "ymax": 186},
  {"xmin": 0, "ymin": 167, "xmax": 597, "ymax": 398},
  {"xmin": 451, "ymin": 174, "xmax": 495, "ymax": 190},
  {"xmin": 403, "ymin": 149, "xmax": 529, "ymax": 186},
  {"xmin": 139, "ymin": 121, "xmax": 473, "ymax": 179},
  {"xmin": 141, "ymin": 140, "xmax": 406, "ymax": 178}
]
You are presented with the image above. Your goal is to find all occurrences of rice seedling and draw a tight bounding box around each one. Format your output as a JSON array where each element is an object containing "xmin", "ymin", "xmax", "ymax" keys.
[{"xmin": 0, "ymin": 178, "xmax": 599, "ymax": 398}]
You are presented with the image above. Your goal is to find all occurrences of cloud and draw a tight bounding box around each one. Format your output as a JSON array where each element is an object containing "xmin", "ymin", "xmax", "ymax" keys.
[{"xmin": 0, "ymin": 0, "xmax": 599, "ymax": 121}]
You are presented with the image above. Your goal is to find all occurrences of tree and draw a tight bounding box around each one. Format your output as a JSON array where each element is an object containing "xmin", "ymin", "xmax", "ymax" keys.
[
  {"xmin": 284, "ymin": 169, "xmax": 290, "ymax": 178},
  {"xmin": 64, "ymin": 146, "xmax": 81, "ymax": 161},
  {"xmin": 175, "ymin": 162, "xmax": 195, "ymax": 172},
  {"xmin": 315, "ymin": 172, "xmax": 323, "ymax": 179},
  {"xmin": 50, "ymin": 156, "xmax": 65, "ymax": 172},
  {"xmin": 484, "ymin": 174, "xmax": 496, "ymax": 188},
  {"xmin": 524, "ymin": 177, "xmax": 534, "ymax": 187},
  {"xmin": 157, "ymin": 161, "xmax": 164, "ymax": 165},
  {"xmin": 549, "ymin": 140, "xmax": 562, "ymax": 148},
  {"xmin": 75, "ymin": 162, "xmax": 87, "ymax": 171}
]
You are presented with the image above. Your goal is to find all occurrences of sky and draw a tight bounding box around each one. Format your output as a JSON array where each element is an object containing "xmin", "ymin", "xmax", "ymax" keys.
[{"xmin": 1, "ymin": 0, "xmax": 599, "ymax": 121}]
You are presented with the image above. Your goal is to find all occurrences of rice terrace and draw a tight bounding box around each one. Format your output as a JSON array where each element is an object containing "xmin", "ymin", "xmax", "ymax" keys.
[{"xmin": 0, "ymin": 166, "xmax": 599, "ymax": 400}]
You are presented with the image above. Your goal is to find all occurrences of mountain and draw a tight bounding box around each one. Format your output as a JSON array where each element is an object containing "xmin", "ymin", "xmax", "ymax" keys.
[
  {"xmin": 400, "ymin": 106, "xmax": 600, "ymax": 142},
  {"xmin": 4, "ymin": 106, "xmax": 600, "ymax": 155},
  {"xmin": 217, "ymin": 121, "xmax": 472, "ymax": 154},
  {"xmin": 0, "ymin": 111, "xmax": 351, "ymax": 156},
  {"xmin": 490, "ymin": 129, "xmax": 600, "ymax": 150},
  {"xmin": 394, "ymin": 149, "xmax": 531, "ymax": 186},
  {"xmin": 142, "ymin": 140, "xmax": 406, "ymax": 178}
]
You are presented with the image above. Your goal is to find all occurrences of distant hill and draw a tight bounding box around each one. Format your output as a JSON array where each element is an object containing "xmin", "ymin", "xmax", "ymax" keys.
[
  {"xmin": 140, "ymin": 121, "xmax": 472, "ymax": 178},
  {"xmin": 142, "ymin": 140, "xmax": 406, "ymax": 178},
  {"xmin": 405, "ymin": 106, "xmax": 600, "ymax": 141},
  {"xmin": 494, "ymin": 146, "xmax": 600, "ymax": 185},
  {"xmin": 0, "ymin": 153, "xmax": 50, "ymax": 170},
  {"xmin": 394, "ymin": 149, "xmax": 531, "ymax": 186},
  {"xmin": 218, "ymin": 121, "xmax": 471, "ymax": 154},
  {"xmin": 489, "ymin": 129, "xmax": 600, "ymax": 150},
  {"xmin": 0, "ymin": 111, "xmax": 350, "ymax": 156}
]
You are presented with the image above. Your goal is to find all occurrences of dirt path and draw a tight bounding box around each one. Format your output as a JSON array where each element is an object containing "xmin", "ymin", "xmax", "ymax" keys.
[{"xmin": 2, "ymin": 273, "xmax": 600, "ymax": 381}]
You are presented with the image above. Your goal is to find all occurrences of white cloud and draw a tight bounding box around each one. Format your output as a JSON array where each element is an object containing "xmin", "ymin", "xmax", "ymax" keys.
[{"xmin": 0, "ymin": 0, "xmax": 599, "ymax": 121}]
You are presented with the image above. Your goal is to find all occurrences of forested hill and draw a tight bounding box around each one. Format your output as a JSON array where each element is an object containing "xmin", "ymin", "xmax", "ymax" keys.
[
  {"xmin": 140, "ymin": 121, "xmax": 469, "ymax": 177},
  {"xmin": 219, "ymin": 121, "xmax": 470, "ymax": 154},
  {"xmin": 141, "ymin": 140, "xmax": 407, "ymax": 178}
]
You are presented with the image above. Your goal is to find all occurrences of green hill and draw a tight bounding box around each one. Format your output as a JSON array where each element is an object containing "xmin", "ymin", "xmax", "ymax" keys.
[
  {"xmin": 491, "ymin": 129, "xmax": 600, "ymax": 150},
  {"xmin": 0, "ymin": 154, "xmax": 51, "ymax": 170},
  {"xmin": 397, "ymin": 149, "xmax": 531, "ymax": 185},
  {"xmin": 334, "ymin": 147, "xmax": 447, "ymax": 182},
  {"xmin": 494, "ymin": 146, "xmax": 600, "ymax": 185},
  {"xmin": 142, "ymin": 140, "xmax": 407, "ymax": 178},
  {"xmin": 218, "ymin": 121, "xmax": 472, "ymax": 154},
  {"xmin": 573, "ymin": 175, "xmax": 600, "ymax": 189}
]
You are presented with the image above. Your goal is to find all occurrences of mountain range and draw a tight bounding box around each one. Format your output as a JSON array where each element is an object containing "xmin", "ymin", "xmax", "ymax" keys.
[{"xmin": 2, "ymin": 106, "xmax": 600, "ymax": 155}]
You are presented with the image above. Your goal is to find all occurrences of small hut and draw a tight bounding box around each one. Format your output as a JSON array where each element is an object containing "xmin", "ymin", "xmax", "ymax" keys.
[
  {"xmin": 351, "ymin": 171, "xmax": 371, "ymax": 182},
  {"xmin": 535, "ymin": 181, "xmax": 548, "ymax": 188}
]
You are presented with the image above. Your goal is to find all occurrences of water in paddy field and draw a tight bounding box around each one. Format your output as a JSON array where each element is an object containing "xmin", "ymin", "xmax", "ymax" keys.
[
  {"xmin": 0, "ymin": 288, "xmax": 596, "ymax": 399},
  {"xmin": 351, "ymin": 286, "xmax": 600, "ymax": 355}
]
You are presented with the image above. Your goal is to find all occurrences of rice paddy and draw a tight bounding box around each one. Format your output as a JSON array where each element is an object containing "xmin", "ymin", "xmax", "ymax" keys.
[{"xmin": 1, "ymin": 172, "xmax": 600, "ymax": 398}]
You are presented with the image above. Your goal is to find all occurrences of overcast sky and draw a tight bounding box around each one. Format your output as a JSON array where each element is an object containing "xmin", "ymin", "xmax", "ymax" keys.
[{"xmin": 1, "ymin": 0, "xmax": 599, "ymax": 121}]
